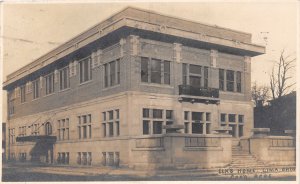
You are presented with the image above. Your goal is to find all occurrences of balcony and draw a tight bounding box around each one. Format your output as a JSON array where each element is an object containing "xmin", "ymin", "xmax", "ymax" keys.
[{"xmin": 179, "ymin": 85, "xmax": 219, "ymax": 98}]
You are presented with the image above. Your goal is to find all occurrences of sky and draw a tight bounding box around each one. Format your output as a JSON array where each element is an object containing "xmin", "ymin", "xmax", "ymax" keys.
[{"xmin": 1, "ymin": 1, "xmax": 298, "ymax": 121}]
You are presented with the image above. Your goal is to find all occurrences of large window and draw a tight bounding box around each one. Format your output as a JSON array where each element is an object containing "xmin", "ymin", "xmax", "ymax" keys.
[
  {"xmin": 59, "ymin": 67, "xmax": 70, "ymax": 90},
  {"xmin": 104, "ymin": 59, "xmax": 120, "ymax": 87},
  {"xmin": 141, "ymin": 57, "xmax": 171, "ymax": 85},
  {"xmin": 57, "ymin": 152, "xmax": 69, "ymax": 165},
  {"xmin": 102, "ymin": 110, "xmax": 120, "ymax": 137},
  {"xmin": 58, "ymin": 118, "xmax": 69, "ymax": 140},
  {"xmin": 184, "ymin": 111, "xmax": 211, "ymax": 134},
  {"xmin": 79, "ymin": 57, "xmax": 92, "ymax": 83},
  {"xmin": 78, "ymin": 114, "xmax": 92, "ymax": 139},
  {"xmin": 182, "ymin": 63, "xmax": 208, "ymax": 88},
  {"xmin": 220, "ymin": 113, "xmax": 245, "ymax": 138},
  {"xmin": 219, "ymin": 69, "xmax": 242, "ymax": 93},
  {"xmin": 142, "ymin": 108, "xmax": 173, "ymax": 135},
  {"xmin": 226, "ymin": 70, "xmax": 235, "ymax": 92},
  {"xmin": 32, "ymin": 79, "xmax": 40, "ymax": 99},
  {"xmin": 45, "ymin": 73, "xmax": 55, "ymax": 95},
  {"xmin": 77, "ymin": 152, "xmax": 92, "ymax": 165},
  {"xmin": 20, "ymin": 85, "xmax": 26, "ymax": 103}
]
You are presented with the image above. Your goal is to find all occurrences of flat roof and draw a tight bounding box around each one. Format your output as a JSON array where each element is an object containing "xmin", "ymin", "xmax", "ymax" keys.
[{"xmin": 3, "ymin": 7, "xmax": 265, "ymax": 89}]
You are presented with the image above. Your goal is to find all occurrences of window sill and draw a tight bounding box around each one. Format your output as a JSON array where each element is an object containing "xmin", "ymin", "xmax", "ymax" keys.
[
  {"xmin": 44, "ymin": 93, "xmax": 55, "ymax": 98},
  {"xmin": 58, "ymin": 88, "xmax": 71, "ymax": 93},
  {"xmin": 79, "ymin": 80, "xmax": 93, "ymax": 86},
  {"xmin": 140, "ymin": 83, "xmax": 173, "ymax": 89},
  {"xmin": 102, "ymin": 84, "xmax": 121, "ymax": 91}
]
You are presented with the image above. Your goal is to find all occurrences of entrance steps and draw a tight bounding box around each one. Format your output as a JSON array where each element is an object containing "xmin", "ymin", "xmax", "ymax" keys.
[{"xmin": 229, "ymin": 146, "xmax": 267, "ymax": 168}]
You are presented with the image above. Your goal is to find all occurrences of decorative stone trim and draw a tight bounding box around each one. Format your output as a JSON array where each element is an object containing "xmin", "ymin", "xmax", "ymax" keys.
[
  {"xmin": 130, "ymin": 35, "xmax": 139, "ymax": 56},
  {"xmin": 244, "ymin": 56, "xmax": 251, "ymax": 73},
  {"xmin": 210, "ymin": 49, "xmax": 218, "ymax": 68},
  {"xmin": 119, "ymin": 38, "xmax": 126, "ymax": 57},
  {"xmin": 54, "ymin": 69, "xmax": 59, "ymax": 83},
  {"xmin": 173, "ymin": 43, "xmax": 182, "ymax": 63}
]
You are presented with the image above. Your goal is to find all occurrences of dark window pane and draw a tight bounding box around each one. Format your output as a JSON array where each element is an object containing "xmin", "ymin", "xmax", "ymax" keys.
[
  {"xmin": 192, "ymin": 112, "xmax": 202, "ymax": 121},
  {"xmin": 219, "ymin": 69, "xmax": 224, "ymax": 90},
  {"xmin": 226, "ymin": 70, "xmax": 234, "ymax": 92},
  {"xmin": 184, "ymin": 122, "xmax": 189, "ymax": 133},
  {"xmin": 143, "ymin": 120, "xmax": 149, "ymax": 135},
  {"xmin": 229, "ymin": 114, "xmax": 236, "ymax": 122},
  {"xmin": 164, "ymin": 61, "xmax": 170, "ymax": 84},
  {"xmin": 143, "ymin": 108, "xmax": 150, "ymax": 118},
  {"xmin": 151, "ymin": 59, "xmax": 161, "ymax": 84},
  {"xmin": 110, "ymin": 61, "xmax": 116, "ymax": 86},
  {"xmin": 166, "ymin": 110, "xmax": 172, "ymax": 119},
  {"xmin": 182, "ymin": 64, "xmax": 188, "ymax": 85},
  {"xmin": 221, "ymin": 113, "xmax": 226, "ymax": 122},
  {"xmin": 108, "ymin": 111, "xmax": 113, "ymax": 120},
  {"xmin": 236, "ymin": 71, "xmax": 241, "ymax": 92},
  {"xmin": 104, "ymin": 64, "xmax": 109, "ymax": 87},
  {"xmin": 206, "ymin": 113, "xmax": 211, "ymax": 121},
  {"xmin": 184, "ymin": 111, "xmax": 189, "ymax": 120},
  {"xmin": 189, "ymin": 64, "xmax": 201, "ymax": 74},
  {"xmin": 109, "ymin": 122, "xmax": 114, "ymax": 136},
  {"xmin": 141, "ymin": 57, "xmax": 149, "ymax": 82},
  {"xmin": 116, "ymin": 60, "xmax": 120, "ymax": 84},
  {"xmin": 192, "ymin": 123, "xmax": 202, "ymax": 134},
  {"xmin": 153, "ymin": 121, "xmax": 162, "ymax": 134},
  {"xmin": 153, "ymin": 109, "xmax": 163, "ymax": 119},
  {"xmin": 238, "ymin": 115, "xmax": 244, "ymax": 123},
  {"xmin": 204, "ymin": 67, "xmax": 208, "ymax": 88},
  {"xmin": 189, "ymin": 76, "xmax": 201, "ymax": 88}
]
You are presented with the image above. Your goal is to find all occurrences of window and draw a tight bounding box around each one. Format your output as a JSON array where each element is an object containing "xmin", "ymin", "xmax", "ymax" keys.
[
  {"xmin": 59, "ymin": 67, "xmax": 70, "ymax": 90},
  {"xmin": 20, "ymin": 85, "xmax": 26, "ymax": 103},
  {"xmin": 142, "ymin": 108, "xmax": 173, "ymax": 135},
  {"xmin": 31, "ymin": 123, "xmax": 40, "ymax": 135},
  {"xmin": 45, "ymin": 73, "xmax": 55, "ymax": 95},
  {"xmin": 219, "ymin": 69, "xmax": 225, "ymax": 91},
  {"xmin": 45, "ymin": 122, "xmax": 52, "ymax": 135},
  {"xmin": 229, "ymin": 114, "xmax": 236, "ymax": 122},
  {"xmin": 238, "ymin": 115, "xmax": 244, "ymax": 123},
  {"xmin": 204, "ymin": 66, "xmax": 208, "ymax": 88},
  {"xmin": 104, "ymin": 59, "xmax": 120, "ymax": 87},
  {"xmin": 8, "ymin": 90, "xmax": 15, "ymax": 116},
  {"xmin": 236, "ymin": 71, "xmax": 242, "ymax": 92},
  {"xmin": 182, "ymin": 63, "xmax": 208, "ymax": 88},
  {"xmin": 79, "ymin": 57, "xmax": 92, "ymax": 83},
  {"xmin": 221, "ymin": 113, "xmax": 226, "ymax": 123},
  {"xmin": 102, "ymin": 110, "xmax": 120, "ymax": 137},
  {"xmin": 32, "ymin": 79, "xmax": 40, "ymax": 99},
  {"xmin": 57, "ymin": 152, "xmax": 69, "ymax": 164},
  {"xmin": 19, "ymin": 126, "xmax": 26, "ymax": 137},
  {"xmin": 78, "ymin": 114, "xmax": 92, "ymax": 139},
  {"xmin": 226, "ymin": 70, "xmax": 234, "ymax": 92},
  {"xmin": 58, "ymin": 118, "xmax": 69, "ymax": 140},
  {"xmin": 77, "ymin": 152, "xmax": 91, "ymax": 166},
  {"xmin": 185, "ymin": 111, "xmax": 211, "ymax": 134},
  {"xmin": 141, "ymin": 57, "xmax": 171, "ymax": 85}
]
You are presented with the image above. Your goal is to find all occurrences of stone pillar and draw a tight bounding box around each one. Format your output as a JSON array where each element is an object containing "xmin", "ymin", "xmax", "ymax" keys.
[
  {"xmin": 244, "ymin": 56, "xmax": 251, "ymax": 100},
  {"xmin": 210, "ymin": 50, "xmax": 219, "ymax": 89}
]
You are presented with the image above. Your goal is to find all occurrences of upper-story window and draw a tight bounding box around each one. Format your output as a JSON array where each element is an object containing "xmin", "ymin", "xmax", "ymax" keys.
[
  {"xmin": 141, "ymin": 57, "xmax": 171, "ymax": 85},
  {"xmin": 182, "ymin": 63, "xmax": 208, "ymax": 88},
  {"xmin": 219, "ymin": 69, "xmax": 242, "ymax": 93},
  {"xmin": 20, "ymin": 85, "xmax": 26, "ymax": 103},
  {"xmin": 79, "ymin": 57, "xmax": 92, "ymax": 83},
  {"xmin": 45, "ymin": 73, "xmax": 55, "ymax": 95},
  {"xmin": 236, "ymin": 71, "xmax": 242, "ymax": 92},
  {"xmin": 59, "ymin": 67, "xmax": 70, "ymax": 90},
  {"xmin": 104, "ymin": 59, "xmax": 120, "ymax": 87},
  {"xmin": 32, "ymin": 79, "xmax": 40, "ymax": 99},
  {"xmin": 226, "ymin": 70, "xmax": 234, "ymax": 92}
]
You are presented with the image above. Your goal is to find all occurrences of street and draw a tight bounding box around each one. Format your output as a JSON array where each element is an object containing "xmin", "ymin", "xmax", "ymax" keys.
[{"xmin": 1, "ymin": 162, "xmax": 296, "ymax": 181}]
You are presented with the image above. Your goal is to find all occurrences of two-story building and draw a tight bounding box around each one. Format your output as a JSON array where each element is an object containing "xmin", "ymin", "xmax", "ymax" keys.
[{"xmin": 3, "ymin": 7, "xmax": 265, "ymax": 169}]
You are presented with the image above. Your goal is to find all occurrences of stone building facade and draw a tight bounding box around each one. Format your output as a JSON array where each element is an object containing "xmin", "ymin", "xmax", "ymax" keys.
[{"xmin": 3, "ymin": 7, "xmax": 265, "ymax": 169}]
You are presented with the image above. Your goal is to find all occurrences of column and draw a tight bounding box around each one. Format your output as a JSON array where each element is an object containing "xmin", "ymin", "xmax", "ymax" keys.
[{"xmin": 202, "ymin": 112, "xmax": 206, "ymax": 134}]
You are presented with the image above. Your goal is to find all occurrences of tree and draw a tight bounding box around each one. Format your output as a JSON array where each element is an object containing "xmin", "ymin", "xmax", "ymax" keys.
[
  {"xmin": 270, "ymin": 50, "xmax": 296, "ymax": 100},
  {"xmin": 251, "ymin": 81, "xmax": 270, "ymax": 106}
]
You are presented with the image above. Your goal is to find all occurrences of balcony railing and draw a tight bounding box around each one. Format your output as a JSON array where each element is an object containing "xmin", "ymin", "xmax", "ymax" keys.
[{"xmin": 179, "ymin": 85, "xmax": 219, "ymax": 98}]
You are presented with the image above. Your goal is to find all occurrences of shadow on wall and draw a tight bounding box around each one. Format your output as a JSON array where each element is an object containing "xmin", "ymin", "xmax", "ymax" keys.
[{"xmin": 29, "ymin": 142, "xmax": 54, "ymax": 163}]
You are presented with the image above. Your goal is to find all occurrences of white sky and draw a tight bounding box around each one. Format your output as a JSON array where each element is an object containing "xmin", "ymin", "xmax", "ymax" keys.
[{"xmin": 1, "ymin": 1, "xmax": 298, "ymax": 121}]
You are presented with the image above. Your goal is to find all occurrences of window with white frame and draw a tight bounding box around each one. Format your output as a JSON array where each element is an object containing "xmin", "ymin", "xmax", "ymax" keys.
[
  {"xmin": 219, "ymin": 69, "xmax": 242, "ymax": 93},
  {"xmin": 104, "ymin": 59, "xmax": 120, "ymax": 87},
  {"xmin": 57, "ymin": 118, "xmax": 69, "ymax": 140},
  {"xmin": 20, "ymin": 85, "xmax": 26, "ymax": 103},
  {"xmin": 141, "ymin": 57, "xmax": 171, "ymax": 85},
  {"xmin": 78, "ymin": 114, "xmax": 92, "ymax": 139},
  {"xmin": 226, "ymin": 70, "xmax": 235, "ymax": 92},
  {"xmin": 102, "ymin": 110, "xmax": 120, "ymax": 137},
  {"xmin": 32, "ymin": 79, "xmax": 40, "ymax": 99},
  {"xmin": 142, "ymin": 108, "xmax": 173, "ymax": 135},
  {"xmin": 182, "ymin": 63, "xmax": 208, "ymax": 88},
  {"xmin": 184, "ymin": 111, "xmax": 211, "ymax": 134},
  {"xmin": 59, "ymin": 67, "xmax": 70, "ymax": 90},
  {"xmin": 45, "ymin": 73, "xmax": 55, "ymax": 95},
  {"xmin": 79, "ymin": 57, "xmax": 92, "ymax": 83}
]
